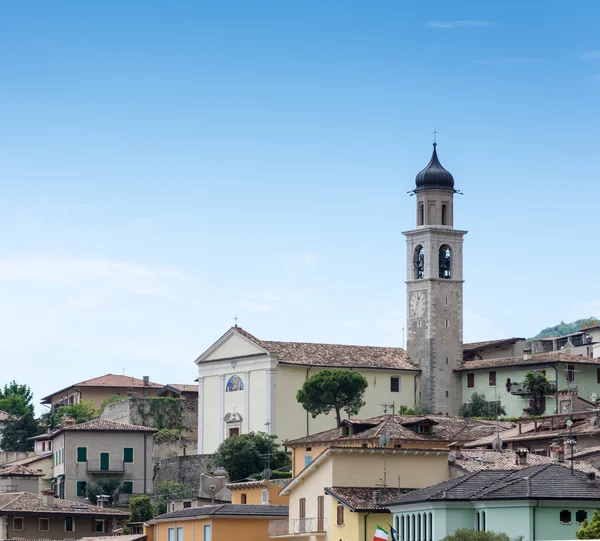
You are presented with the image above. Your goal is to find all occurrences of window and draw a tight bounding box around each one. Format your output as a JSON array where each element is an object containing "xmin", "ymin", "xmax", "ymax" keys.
[
  {"xmin": 261, "ymin": 489, "xmax": 269, "ymax": 504},
  {"xmin": 560, "ymin": 510, "xmax": 572, "ymax": 524},
  {"xmin": 305, "ymin": 447, "xmax": 312, "ymax": 452},
  {"xmin": 428, "ymin": 512, "xmax": 433, "ymax": 541},
  {"xmin": 489, "ymin": 371, "xmax": 497, "ymax": 386},
  {"xmin": 566, "ymin": 364, "xmax": 575, "ymax": 382},
  {"xmin": 445, "ymin": 319, "xmax": 449, "ymax": 327},
  {"xmin": 65, "ymin": 517, "xmax": 74, "ymax": 532},
  {"xmin": 482, "ymin": 511, "xmax": 486, "ymax": 531},
  {"xmin": 123, "ymin": 447, "xmax": 134, "ymax": 463},
  {"xmin": 577, "ymin": 510, "xmax": 588, "ymax": 524},
  {"xmin": 39, "ymin": 518, "xmax": 50, "ymax": 532},
  {"xmin": 299, "ymin": 497, "xmax": 306, "ymax": 518},
  {"xmin": 48, "ymin": 441, "xmax": 52, "ymax": 451},
  {"xmin": 597, "ymin": 367, "xmax": 600, "ymax": 384},
  {"xmin": 76, "ymin": 481, "xmax": 87, "ymax": 497},
  {"xmin": 414, "ymin": 245, "xmax": 425, "ymax": 279},
  {"xmin": 241, "ymin": 494, "xmax": 247, "ymax": 504},
  {"xmin": 122, "ymin": 482, "xmax": 133, "ymax": 494},
  {"xmin": 94, "ymin": 520, "xmax": 105, "ymax": 533},
  {"xmin": 439, "ymin": 245, "xmax": 452, "ymax": 279},
  {"xmin": 317, "ymin": 495, "xmax": 324, "ymax": 531},
  {"xmin": 203, "ymin": 524, "xmax": 211, "ymax": 541},
  {"xmin": 177, "ymin": 527, "xmax": 184, "ymax": 541},
  {"xmin": 337, "ymin": 504, "xmax": 345, "ymax": 526},
  {"xmin": 183, "ymin": 501, "xmax": 192, "ymax": 509},
  {"xmin": 446, "ymin": 390, "xmax": 449, "ymax": 397},
  {"xmin": 305, "ymin": 455, "xmax": 313, "ymax": 467},
  {"xmin": 467, "ymin": 373, "xmax": 475, "ymax": 388},
  {"xmin": 390, "ymin": 377, "xmax": 400, "ymax": 393},
  {"xmin": 228, "ymin": 427, "xmax": 240, "ymax": 437},
  {"xmin": 446, "ymin": 357, "xmax": 449, "ymax": 364},
  {"xmin": 441, "ymin": 204, "xmax": 448, "ymax": 225},
  {"xmin": 77, "ymin": 447, "xmax": 87, "ymax": 462},
  {"xmin": 418, "ymin": 203, "xmax": 424, "ymax": 226},
  {"xmin": 13, "ymin": 517, "xmax": 23, "ymax": 531},
  {"xmin": 168, "ymin": 528, "xmax": 175, "ymax": 541}
]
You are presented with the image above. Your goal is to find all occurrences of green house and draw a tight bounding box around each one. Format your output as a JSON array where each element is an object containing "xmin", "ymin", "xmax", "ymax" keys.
[{"xmin": 385, "ymin": 464, "xmax": 600, "ymax": 541}]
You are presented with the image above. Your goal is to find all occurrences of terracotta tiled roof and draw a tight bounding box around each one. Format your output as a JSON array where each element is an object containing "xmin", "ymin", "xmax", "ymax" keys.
[
  {"xmin": 0, "ymin": 464, "xmax": 45, "ymax": 477},
  {"xmin": 203, "ymin": 327, "xmax": 416, "ymax": 371},
  {"xmin": 457, "ymin": 352, "xmax": 600, "ymax": 371},
  {"xmin": 463, "ymin": 338, "xmax": 525, "ymax": 352},
  {"xmin": 30, "ymin": 419, "xmax": 156, "ymax": 440},
  {"xmin": 41, "ymin": 374, "xmax": 163, "ymax": 403},
  {"xmin": 325, "ymin": 487, "xmax": 414, "ymax": 512},
  {"xmin": 571, "ymin": 445, "xmax": 600, "ymax": 459},
  {"xmin": 386, "ymin": 464, "xmax": 600, "ymax": 505},
  {"xmin": 0, "ymin": 492, "xmax": 128, "ymax": 516},
  {"xmin": 0, "ymin": 410, "xmax": 16, "ymax": 422},
  {"xmin": 450, "ymin": 449, "xmax": 600, "ymax": 475},
  {"xmin": 168, "ymin": 384, "xmax": 197, "ymax": 393},
  {"xmin": 0, "ymin": 453, "xmax": 52, "ymax": 468},
  {"xmin": 285, "ymin": 414, "xmax": 514, "ymax": 447},
  {"xmin": 81, "ymin": 536, "xmax": 146, "ymax": 541}
]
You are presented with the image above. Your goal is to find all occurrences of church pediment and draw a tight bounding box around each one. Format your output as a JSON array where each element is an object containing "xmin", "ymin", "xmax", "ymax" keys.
[{"xmin": 195, "ymin": 327, "xmax": 269, "ymax": 364}]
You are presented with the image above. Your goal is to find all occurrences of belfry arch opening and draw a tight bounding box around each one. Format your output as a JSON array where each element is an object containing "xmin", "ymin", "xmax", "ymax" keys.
[
  {"xmin": 418, "ymin": 203, "xmax": 424, "ymax": 226},
  {"xmin": 414, "ymin": 245, "xmax": 425, "ymax": 279},
  {"xmin": 441, "ymin": 204, "xmax": 448, "ymax": 225},
  {"xmin": 439, "ymin": 245, "xmax": 452, "ymax": 279}
]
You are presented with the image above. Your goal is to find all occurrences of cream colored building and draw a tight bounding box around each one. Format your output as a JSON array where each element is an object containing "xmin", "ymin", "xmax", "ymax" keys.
[{"xmin": 195, "ymin": 327, "xmax": 419, "ymax": 454}]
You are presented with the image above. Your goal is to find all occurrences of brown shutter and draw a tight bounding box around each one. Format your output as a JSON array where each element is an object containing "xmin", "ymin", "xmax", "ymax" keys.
[
  {"xmin": 317, "ymin": 496, "xmax": 324, "ymax": 530},
  {"xmin": 299, "ymin": 498, "xmax": 306, "ymax": 519},
  {"xmin": 489, "ymin": 371, "xmax": 496, "ymax": 386},
  {"xmin": 467, "ymin": 373, "xmax": 475, "ymax": 388},
  {"xmin": 337, "ymin": 505, "xmax": 344, "ymax": 526}
]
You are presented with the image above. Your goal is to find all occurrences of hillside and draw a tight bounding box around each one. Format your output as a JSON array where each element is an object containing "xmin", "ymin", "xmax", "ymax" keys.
[{"xmin": 532, "ymin": 317, "xmax": 600, "ymax": 339}]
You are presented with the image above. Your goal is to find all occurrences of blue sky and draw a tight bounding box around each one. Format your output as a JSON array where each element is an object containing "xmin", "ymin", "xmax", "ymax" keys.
[{"xmin": 1, "ymin": 1, "xmax": 599, "ymax": 410}]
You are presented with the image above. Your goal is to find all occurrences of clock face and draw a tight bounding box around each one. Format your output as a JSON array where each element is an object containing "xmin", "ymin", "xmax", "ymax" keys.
[{"xmin": 410, "ymin": 291, "xmax": 426, "ymax": 318}]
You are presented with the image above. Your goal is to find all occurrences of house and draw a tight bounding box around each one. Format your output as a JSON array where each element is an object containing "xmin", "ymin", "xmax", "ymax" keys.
[
  {"xmin": 29, "ymin": 418, "xmax": 156, "ymax": 502},
  {"xmin": 0, "ymin": 464, "xmax": 45, "ymax": 493},
  {"xmin": 156, "ymin": 384, "xmax": 198, "ymax": 399},
  {"xmin": 145, "ymin": 504, "xmax": 288, "ymax": 541},
  {"xmin": 164, "ymin": 496, "xmax": 229, "ymax": 514},
  {"xmin": 385, "ymin": 464, "xmax": 600, "ymax": 541},
  {"xmin": 0, "ymin": 452, "xmax": 53, "ymax": 493},
  {"xmin": 227, "ymin": 479, "xmax": 290, "ymax": 505},
  {"xmin": 458, "ymin": 351, "xmax": 600, "ymax": 417},
  {"xmin": 284, "ymin": 414, "xmax": 513, "ymax": 477},
  {"xmin": 528, "ymin": 324, "xmax": 600, "ymax": 359},
  {"xmin": 271, "ymin": 446, "xmax": 450, "ymax": 541},
  {"xmin": 41, "ymin": 374, "xmax": 164, "ymax": 411},
  {"xmin": 463, "ymin": 338, "xmax": 527, "ymax": 362},
  {"xmin": 0, "ymin": 489, "xmax": 128, "ymax": 539},
  {"xmin": 195, "ymin": 326, "xmax": 420, "ymax": 454},
  {"xmin": 0, "ymin": 410, "xmax": 17, "ymax": 452},
  {"xmin": 81, "ymin": 536, "xmax": 146, "ymax": 541}
]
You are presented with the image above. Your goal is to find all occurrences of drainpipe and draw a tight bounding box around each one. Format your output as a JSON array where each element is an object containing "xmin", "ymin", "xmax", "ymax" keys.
[
  {"xmin": 532, "ymin": 499, "xmax": 540, "ymax": 540},
  {"xmin": 364, "ymin": 511, "xmax": 371, "ymax": 541},
  {"xmin": 305, "ymin": 366, "xmax": 312, "ymax": 436},
  {"xmin": 551, "ymin": 364, "xmax": 559, "ymax": 414}
]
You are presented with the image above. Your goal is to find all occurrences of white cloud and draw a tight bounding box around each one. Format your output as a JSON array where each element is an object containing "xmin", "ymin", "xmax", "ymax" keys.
[{"xmin": 427, "ymin": 20, "xmax": 489, "ymax": 29}]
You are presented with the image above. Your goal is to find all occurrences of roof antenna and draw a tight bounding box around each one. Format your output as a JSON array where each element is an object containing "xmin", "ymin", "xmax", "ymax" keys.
[{"xmin": 234, "ymin": 314, "xmax": 238, "ymax": 328}]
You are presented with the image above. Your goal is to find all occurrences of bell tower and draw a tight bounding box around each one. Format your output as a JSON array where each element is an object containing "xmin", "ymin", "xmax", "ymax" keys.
[{"xmin": 403, "ymin": 142, "xmax": 467, "ymax": 415}]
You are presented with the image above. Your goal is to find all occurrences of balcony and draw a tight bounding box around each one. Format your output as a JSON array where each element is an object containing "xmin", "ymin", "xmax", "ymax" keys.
[
  {"xmin": 269, "ymin": 518, "xmax": 327, "ymax": 537},
  {"xmin": 510, "ymin": 381, "xmax": 557, "ymax": 395},
  {"xmin": 86, "ymin": 460, "xmax": 125, "ymax": 473}
]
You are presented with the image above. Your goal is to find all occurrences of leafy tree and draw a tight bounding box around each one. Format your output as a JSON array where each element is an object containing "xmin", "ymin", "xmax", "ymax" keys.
[
  {"xmin": 0, "ymin": 381, "xmax": 34, "ymax": 416},
  {"xmin": 129, "ymin": 494, "xmax": 155, "ymax": 522},
  {"xmin": 55, "ymin": 400, "xmax": 98, "ymax": 424},
  {"xmin": 523, "ymin": 372, "xmax": 553, "ymax": 415},
  {"xmin": 399, "ymin": 405, "xmax": 419, "ymax": 415},
  {"xmin": 532, "ymin": 317, "xmax": 599, "ymax": 339},
  {"xmin": 441, "ymin": 529, "xmax": 523, "ymax": 541},
  {"xmin": 296, "ymin": 369, "xmax": 368, "ymax": 426},
  {"xmin": 214, "ymin": 432, "xmax": 290, "ymax": 482},
  {"xmin": 460, "ymin": 393, "xmax": 506, "ymax": 419},
  {"xmin": 85, "ymin": 477, "xmax": 124, "ymax": 505},
  {"xmin": 154, "ymin": 481, "xmax": 195, "ymax": 515},
  {"xmin": 577, "ymin": 509, "xmax": 600, "ymax": 539},
  {"xmin": 0, "ymin": 412, "xmax": 41, "ymax": 451},
  {"xmin": 99, "ymin": 395, "xmax": 124, "ymax": 414}
]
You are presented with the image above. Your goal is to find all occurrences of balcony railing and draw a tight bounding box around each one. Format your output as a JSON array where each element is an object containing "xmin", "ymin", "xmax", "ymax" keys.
[
  {"xmin": 510, "ymin": 381, "xmax": 557, "ymax": 395},
  {"xmin": 86, "ymin": 460, "xmax": 125, "ymax": 473},
  {"xmin": 269, "ymin": 518, "xmax": 327, "ymax": 537}
]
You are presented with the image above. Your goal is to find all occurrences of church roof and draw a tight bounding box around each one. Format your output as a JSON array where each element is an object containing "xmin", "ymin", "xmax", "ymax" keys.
[
  {"xmin": 456, "ymin": 351, "xmax": 600, "ymax": 371},
  {"xmin": 226, "ymin": 327, "xmax": 417, "ymax": 371},
  {"xmin": 415, "ymin": 143, "xmax": 455, "ymax": 191}
]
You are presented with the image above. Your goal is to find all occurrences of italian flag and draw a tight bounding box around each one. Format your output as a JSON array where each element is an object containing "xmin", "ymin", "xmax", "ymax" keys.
[{"xmin": 373, "ymin": 526, "xmax": 389, "ymax": 541}]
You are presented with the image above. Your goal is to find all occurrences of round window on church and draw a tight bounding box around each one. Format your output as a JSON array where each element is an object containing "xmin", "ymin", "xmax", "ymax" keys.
[{"xmin": 226, "ymin": 375, "xmax": 244, "ymax": 392}]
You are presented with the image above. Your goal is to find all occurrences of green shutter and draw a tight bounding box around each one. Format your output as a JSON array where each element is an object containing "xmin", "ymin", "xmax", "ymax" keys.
[
  {"xmin": 123, "ymin": 447, "xmax": 134, "ymax": 463},
  {"xmin": 76, "ymin": 481, "xmax": 87, "ymax": 496},
  {"xmin": 77, "ymin": 447, "xmax": 87, "ymax": 462},
  {"xmin": 123, "ymin": 481, "xmax": 133, "ymax": 494}
]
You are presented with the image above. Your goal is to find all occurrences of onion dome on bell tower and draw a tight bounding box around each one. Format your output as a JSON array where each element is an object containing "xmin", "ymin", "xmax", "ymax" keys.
[{"xmin": 414, "ymin": 142, "xmax": 455, "ymax": 191}]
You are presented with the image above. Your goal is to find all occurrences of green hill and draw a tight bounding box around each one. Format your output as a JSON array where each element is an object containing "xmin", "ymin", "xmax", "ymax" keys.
[{"xmin": 531, "ymin": 317, "xmax": 600, "ymax": 339}]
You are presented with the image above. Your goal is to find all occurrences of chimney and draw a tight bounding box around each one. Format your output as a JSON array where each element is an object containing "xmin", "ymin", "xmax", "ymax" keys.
[
  {"xmin": 372, "ymin": 490, "xmax": 382, "ymax": 506},
  {"xmin": 62, "ymin": 418, "xmax": 76, "ymax": 427},
  {"xmin": 516, "ymin": 449, "xmax": 528, "ymax": 466},
  {"xmin": 523, "ymin": 348, "xmax": 532, "ymax": 361},
  {"xmin": 41, "ymin": 490, "xmax": 55, "ymax": 507},
  {"xmin": 449, "ymin": 443, "xmax": 463, "ymax": 459},
  {"xmin": 588, "ymin": 472, "xmax": 597, "ymax": 486},
  {"xmin": 550, "ymin": 444, "xmax": 564, "ymax": 463},
  {"xmin": 143, "ymin": 376, "xmax": 150, "ymax": 386}
]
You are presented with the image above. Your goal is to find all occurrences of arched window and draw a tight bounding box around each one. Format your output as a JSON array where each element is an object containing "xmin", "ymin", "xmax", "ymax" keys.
[
  {"xmin": 441, "ymin": 204, "xmax": 448, "ymax": 225},
  {"xmin": 428, "ymin": 203, "xmax": 436, "ymax": 224},
  {"xmin": 414, "ymin": 245, "xmax": 425, "ymax": 280},
  {"xmin": 418, "ymin": 203, "xmax": 424, "ymax": 226},
  {"xmin": 439, "ymin": 245, "xmax": 451, "ymax": 279}
]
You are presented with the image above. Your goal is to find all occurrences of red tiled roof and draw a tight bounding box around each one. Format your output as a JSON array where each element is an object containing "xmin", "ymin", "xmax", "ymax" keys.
[
  {"xmin": 0, "ymin": 453, "xmax": 52, "ymax": 468},
  {"xmin": 30, "ymin": 419, "xmax": 156, "ymax": 440},
  {"xmin": 203, "ymin": 327, "xmax": 416, "ymax": 371},
  {"xmin": 0, "ymin": 492, "xmax": 128, "ymax": 516},
  {"xmin": 169, "ymin": 384, "xmax": 198, "ymax": 393},
  {"xmin": 457, "ymin": 352, "xmax": 600, "ymax": 371},
  {"xmin": 41, "ymin": 374, "xmax": 163, "ymax": 403},
  {"xmin": 0, "ymin": 464, "xmax": 45, "ymax": 477},
  {"xmin": 325, "ymin": 486, "xmax": 414, "ymax": 512},
  {"xmin": 463, "ymin": 338, "xmax": 525, "ymax": 352}
]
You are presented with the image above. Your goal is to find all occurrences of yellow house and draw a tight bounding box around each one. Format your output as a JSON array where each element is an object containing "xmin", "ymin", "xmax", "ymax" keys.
[
  {"xmin": 269, "ymin": 446, "xmax": 449, "ymax": 541},
  {"xmin": 285, "ymin": 415, "xmax": 512, "ymax": 476},
  {"xmin": 145, "ymin": 503, "xmax": 288, "ymax": 541},
  {"xmin": 228, "ymin": 479, "xmax": 291, "ymax": 505}
]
